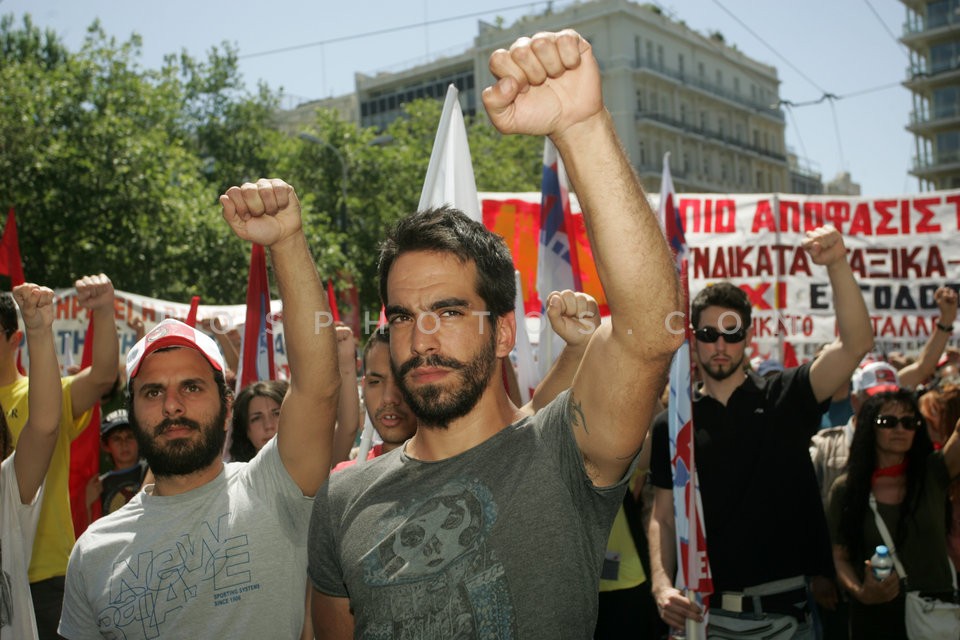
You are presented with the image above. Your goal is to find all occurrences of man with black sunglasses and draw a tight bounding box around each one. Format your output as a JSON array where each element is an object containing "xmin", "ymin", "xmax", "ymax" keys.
[{"xmin": 648, "ymin": 226, "xmax": 874, "ymax": 639}]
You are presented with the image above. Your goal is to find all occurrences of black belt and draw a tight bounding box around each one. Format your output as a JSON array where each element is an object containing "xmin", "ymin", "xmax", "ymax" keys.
[{"xmin": 720, "ymin": 586, "xmax": 809, "ymax": 622}]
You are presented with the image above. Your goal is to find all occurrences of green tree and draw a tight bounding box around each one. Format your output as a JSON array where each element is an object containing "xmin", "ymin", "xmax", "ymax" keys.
[
  {"xmin": 0, "ymin": 14, "xmax": 541, "ymax": 312},
  {"xmin": 292, "ymin": 99, "xmax": 542, "ymax": 317}
]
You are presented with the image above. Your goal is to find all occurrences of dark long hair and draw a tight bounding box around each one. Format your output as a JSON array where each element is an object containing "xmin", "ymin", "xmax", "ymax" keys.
[
  {"xmin": 839, "ymin": 389, "xmax": 933, "ymax": 563},
  {"xmin": 229, "ymin": 379, "xmax": 289, "ymax": 462},
  {"xmin": 0, "ymin": 407, "xmax": 11, "ymax": 459}
]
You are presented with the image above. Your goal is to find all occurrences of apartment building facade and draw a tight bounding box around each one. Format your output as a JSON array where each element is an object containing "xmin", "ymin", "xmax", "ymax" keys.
[{"xmin": 901, "ymin": 0, "xmax": 960, "ymax": 190}]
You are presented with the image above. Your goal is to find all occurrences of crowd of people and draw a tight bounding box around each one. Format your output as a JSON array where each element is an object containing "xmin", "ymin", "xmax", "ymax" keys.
[{"xmin": 1, "ymin": 26, "xmax": 957, "ymax": 640}]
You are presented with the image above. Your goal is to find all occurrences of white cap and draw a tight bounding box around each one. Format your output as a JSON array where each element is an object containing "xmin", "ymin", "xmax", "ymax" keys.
[
  {"xmin": 851, "ymin": 361, "xmax": 900, "ymax": 396},
  {"xmin": 125, "ymin": 319, "xmax": 225, "ymax": 380}
]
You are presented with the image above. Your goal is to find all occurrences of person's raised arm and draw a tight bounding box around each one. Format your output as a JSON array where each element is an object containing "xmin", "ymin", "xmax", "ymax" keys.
[
  {"xmin": 220, "ymin": 179, "xmax": 339, "ymax": 496},
  {"xmin": 331, "ymin": 325, "xmax": 361, "ymax": 466},
  {"xmin": 806, "ymin": 227, "xmax": 874, "ymax": 402},
  {"xmin": 898, "ymin": 286, "xmax": 958, "ymax": 389},
  {"xmin": 482, "ymin": 30, "xmax": 682, "ymax": 486},
  {"xmin": 69, "ymin": 273, "xmax": 120, "ymax": 420},
  {"xmin": 11, "ymin": 284, "xmax": 61, "ymax": 503},
  {"xmin": 522, "ymin": 290, "xmax": 599, "ymax": 414}
]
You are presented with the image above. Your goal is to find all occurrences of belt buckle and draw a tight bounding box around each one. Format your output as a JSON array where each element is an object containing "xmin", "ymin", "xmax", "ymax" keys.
[{"xmin": 721, "ymin": 592, "xmax": 745, "ymax": 613}]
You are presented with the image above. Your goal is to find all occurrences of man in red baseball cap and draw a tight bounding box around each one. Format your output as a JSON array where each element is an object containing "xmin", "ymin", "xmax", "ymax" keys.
[{"xmin": 60, "ymin": 179, "xmax": 340, "ymax": 639}]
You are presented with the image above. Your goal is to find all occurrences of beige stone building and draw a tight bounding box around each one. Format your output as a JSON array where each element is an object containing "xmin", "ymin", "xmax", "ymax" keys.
[{"xmin": 297, "ymin": 0, "xmax": 797, "ymax": 194}]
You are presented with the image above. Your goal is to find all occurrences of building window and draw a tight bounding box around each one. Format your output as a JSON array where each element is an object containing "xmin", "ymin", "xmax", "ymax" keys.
[
  {"xmin": 733, "ymin": 77, "xmax": 740, "ymax": 94},
  {"xmin": 635, "ymin": 36, "xmax": 641, "ymax": 65},
  {"xmin": 933, "ymin": 86, "xmax": 959, "ymax": 118},
  {"xmin": 646, "ymin": 41, "xmax": 654, "ymax": 67},
  {"xmin": 698, "ymin": 62, "xmax": 705, "ymax": 78},
  {"xmin": 639, "ymin": 140, "xmax": 646, "ymax": 165},
  {"xmin": 678, "ymin": 53, "xmax": 685, "ymax": 77},
  {"xmin": 716, "ymin": 69, "xmax": 722, "ymax": 87},
  {"xmin": 657, "ymin": 45, "xmax": 664, "ymax": 69}
]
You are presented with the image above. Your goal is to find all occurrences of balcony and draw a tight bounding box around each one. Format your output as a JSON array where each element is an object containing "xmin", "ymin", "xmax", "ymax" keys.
[
  {"xmin": 907, "ymin": 105, "xmax": 960, "ymax": 133},
  {"xmin": 635, "ymin": 110, "xmax": 787, "ymax": 163},
  {"xmin": 911, "ymin": 149, "xmax": 960, "ymax": 176},
  {"xmin": 904, "ymin": 60, "xmax": 960, "ymax": 89},
  {"xmin": 631, "ymin": 59, "xmax": 785, "ymax": 122},
  {"xmin": 902, "ymin": 11, "xmax": 960, "ymax": 44}
]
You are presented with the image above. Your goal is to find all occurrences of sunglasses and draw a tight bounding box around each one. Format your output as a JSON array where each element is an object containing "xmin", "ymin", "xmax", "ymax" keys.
[
  {"xmin": 875, "ymin": 415, "xmax": 923, "ymax": 431},
  {"xmin": 694, "ymin": 326, "xmax": 748, "ymax": 344}
]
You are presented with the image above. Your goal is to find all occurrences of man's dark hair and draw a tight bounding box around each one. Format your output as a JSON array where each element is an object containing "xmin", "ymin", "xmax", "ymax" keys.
[
  {"xmin": 690, "ymin": 282, "xmax": 751, "ymax": 329},
  {"xmin": 377, "ymin": 206, "xmax": 516, "ymax": 321},
  {"xmin": 0, "ymin": 294, "xmax": 18, "ymax": 338},
  {"xmin": 361, "ymin": 328, "xmax": 390, "ymax": 373}
]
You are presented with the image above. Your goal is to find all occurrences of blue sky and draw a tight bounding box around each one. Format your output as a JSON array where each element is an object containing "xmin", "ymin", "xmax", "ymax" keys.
[{"xmin": 6, "ymin": 0, "xmax": 915, "ymax": 196}]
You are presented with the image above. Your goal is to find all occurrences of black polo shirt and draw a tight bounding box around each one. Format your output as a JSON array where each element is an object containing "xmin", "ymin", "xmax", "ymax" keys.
[{"xmin": 650, "ymin": 362, "xmax": 834, "ymax": 593}]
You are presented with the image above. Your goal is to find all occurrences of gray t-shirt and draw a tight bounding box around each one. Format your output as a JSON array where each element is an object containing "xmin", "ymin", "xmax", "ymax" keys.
[
  {"xmin": 59, "ymin": 437, "xmax": 313, "ymax": 639},
  {"xmin": 308, "ymin": 390, "xmax": 630, "ymax": 638}
]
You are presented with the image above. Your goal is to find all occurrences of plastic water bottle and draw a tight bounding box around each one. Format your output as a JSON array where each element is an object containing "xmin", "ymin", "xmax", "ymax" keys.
[{"xmin": 871, "ymin": 545, "xmax": 893, "ymax": 580}]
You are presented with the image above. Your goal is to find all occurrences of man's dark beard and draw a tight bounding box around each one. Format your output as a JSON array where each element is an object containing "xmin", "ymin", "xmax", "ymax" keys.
[
  {"xmin": 393, "ymin": 334, "xmax": 496, "ymax": 429},
  {"xmin": 132, "ymin": 401, "xmax": 227, "ymax": 477},
  {"xmin": 701, "ymin": 352, "xmax": 745, "ymax": 382}
]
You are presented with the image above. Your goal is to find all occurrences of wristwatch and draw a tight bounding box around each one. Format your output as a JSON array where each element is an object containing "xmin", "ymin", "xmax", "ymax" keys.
[{"xmin": 937, "ymin": 322, "xmax": 954, "ymax": 334}]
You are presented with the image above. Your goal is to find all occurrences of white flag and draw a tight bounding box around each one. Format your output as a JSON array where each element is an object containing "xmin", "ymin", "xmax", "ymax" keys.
[
  {"xmin": 418, "ymin": 84, "xmax": 481, "ymax": 221},
  {"xmin": 511, "ymin": 271, "xmax": 540, "ymax": 403}
]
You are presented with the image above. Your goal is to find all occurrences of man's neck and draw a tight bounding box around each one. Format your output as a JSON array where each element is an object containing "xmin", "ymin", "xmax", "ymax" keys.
[
  {"xmin": 0, "ymin": 357, "xmax": 24, "ymax": 387},
  {"xmin": 699, "ymin": 368, "xmax": 748, "ymax": 406},
  {"xmin": 406, "ymin": 387, "xmax": 522, "ymax": 462},
  {"xmin": 151, "ymin": 459, "xmax": 224, "ymax": 497}
]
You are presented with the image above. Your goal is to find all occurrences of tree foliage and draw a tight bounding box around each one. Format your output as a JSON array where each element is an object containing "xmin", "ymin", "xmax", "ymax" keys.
[{"xmin": 0, "ymin": 14, "xmax": 542, "ymax": 310}]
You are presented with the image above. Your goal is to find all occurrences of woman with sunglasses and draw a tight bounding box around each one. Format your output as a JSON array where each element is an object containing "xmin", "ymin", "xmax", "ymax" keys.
[{"xmin": 828, "ymin": 388, "xmax": 960, "ymax": 639}]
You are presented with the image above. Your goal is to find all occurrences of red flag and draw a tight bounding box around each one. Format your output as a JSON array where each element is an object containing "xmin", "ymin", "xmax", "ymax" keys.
[
  {"xmin": 327, "ymin": 279, "xmax": 341, "ymax": 324},
  {"xmin": 185, "ymin": 296, "xmax": 200, "ymax": 328},
  {"xmin": 0, "ymin": 208, "xmax": 25, "ymax": 287},
  {"xmin": 237, "ymin": 245, "xmax": 276, "ymax": 392},
  {"xmin": 782, "ymin": 340, "xmax": 799, "ymax": 368},
  {"xmin": 69, "ymin": 316, "xmax": 101, "ymax": 535}
]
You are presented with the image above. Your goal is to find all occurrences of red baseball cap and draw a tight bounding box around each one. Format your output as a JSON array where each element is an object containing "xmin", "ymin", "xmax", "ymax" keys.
[{"xmin": 125, "ymin": 319, "xmax": 225, "ymax": 380}]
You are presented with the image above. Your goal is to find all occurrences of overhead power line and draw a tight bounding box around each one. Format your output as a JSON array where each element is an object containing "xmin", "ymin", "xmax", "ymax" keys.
[{"xmin": 238, "ymin": 1, "xmax": 551, "ymax": 60}]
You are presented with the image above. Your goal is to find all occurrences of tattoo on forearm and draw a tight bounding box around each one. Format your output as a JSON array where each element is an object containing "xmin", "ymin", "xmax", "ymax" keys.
[
  {"xmin": 568, "ymin": 395, "xmax": 588, "ymax": 435},
  {"xmin": 618, "ymin": 445, "xmax": 642, "ymax": 461}
]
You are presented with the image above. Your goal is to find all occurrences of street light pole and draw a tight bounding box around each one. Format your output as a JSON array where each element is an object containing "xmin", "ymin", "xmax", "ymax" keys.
[{"xmin": 298, "ymin": 132, "xmax": 348, "ymax": 233}]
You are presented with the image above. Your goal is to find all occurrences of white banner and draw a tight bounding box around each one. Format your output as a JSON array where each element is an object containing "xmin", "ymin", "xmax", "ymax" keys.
[
  {"xmin": 678, "ymin": 191, "xmax": 960, "ymax": 362},
  {"xmin": 41, "ymin": 289, "xmax": 289, "ymax": 378},
  {"xmin": 479, "ymin": 189, "xmax": 960, "ymax": 363}
]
